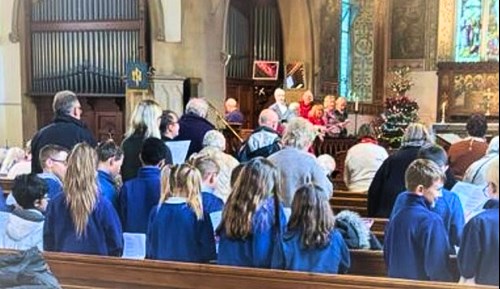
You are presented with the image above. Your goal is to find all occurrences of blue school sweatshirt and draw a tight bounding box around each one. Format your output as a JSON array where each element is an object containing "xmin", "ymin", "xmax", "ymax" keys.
[
  {"xmin": 119, "ymin": 166, "xmax": 161, "ymax": 233},
  {"xmin": 0, "ymin": 187, "xmax": 7, "ymax": 212},
  {"xmin": 384, "ymin": 194, "xmax": 453, "ymax": 282},
  {"xmin": 392, "ymin": 190, "xmax": 465, "ymax": 252},
  {"xmin": 201, "ymin": 186, "xmax": 224, "ymax": 214},
  {"xmin": 458, "ymin": 199, "xmax": 499, "ymax": 286},
  {"xmin": 146, "ymin": 197, "xmax": 216, "ymax": 263},
  {"xmin": 38, "ymin": 173, "xmax": 63, "ymax": 200},
  {"xmin": 98, "ymin": 170, "xmax": 118, "ymax": 211},
  {"xmin": 43, "ymin": 193, "xmax": 123, "ymax": 256},
  {"xmin": 271, "ymin": 229, "xmax": 351, "ymax": 274},
  {"xmin": 217, "ymin": 197, "xmax": 287, "ymax": 268}
]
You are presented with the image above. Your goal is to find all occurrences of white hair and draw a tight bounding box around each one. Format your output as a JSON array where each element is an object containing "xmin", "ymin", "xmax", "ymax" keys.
[
  {"xmin": 317, "ymin": 154, "xmax": 336, "ymax": 175},
  {"xmin": 202, "ymin": 130, "xmax": 226, "ymax": 151},
  {"xmin": 282, "ymin": 118, "xmax": 317, "ymax": 150},
  {"xmin": 186, "ymin": 98, "xmax": 209, "ymax": 118}
]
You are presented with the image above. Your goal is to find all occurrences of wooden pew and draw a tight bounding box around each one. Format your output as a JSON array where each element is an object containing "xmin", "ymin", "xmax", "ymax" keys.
[
  {"xmin": 0, "ymin": 250, "xmax": 492, "ymax": 289},
  {"xmin": 0, "ymin": 177, "xmax": 14, "ymax": 195}
]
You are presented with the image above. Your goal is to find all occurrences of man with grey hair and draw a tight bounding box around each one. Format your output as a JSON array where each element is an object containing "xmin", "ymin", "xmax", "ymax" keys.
[
  {"xmin": 269, "ymin": 88, "xmax": 290, "ymax": 123},
  {"xmin": 30, "ymin": 90, "xmax": 96, "ymax": 173},
  {"xmin": 175, "ymin": 98, "xmax": 215, "ymax": 158},
  {"xmin": 238, "ymin": 109, "xmax": 281, "ymax": 162},
  {"xmin": 268, "ymin": 117, "xmax": 333, "ymax": 207}
]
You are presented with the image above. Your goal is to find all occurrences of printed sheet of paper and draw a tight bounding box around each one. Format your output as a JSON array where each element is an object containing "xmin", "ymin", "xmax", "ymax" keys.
[
  {"xmin": 165, "ymin": 141, "xmax": 191, "ymax": 165},
  {"xmin": 122, "ymin": 233, "xmax": 146, "ymax": 260}
]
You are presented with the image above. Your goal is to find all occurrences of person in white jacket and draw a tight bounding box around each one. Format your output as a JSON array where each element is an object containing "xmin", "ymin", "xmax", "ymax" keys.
[
  {"xmin": 0, "ymin": 174, "xmax": 48, "ymax": 251},
  {"xmin": 344, "ymin": 124, "xmax": 388, "ymax": 192}
]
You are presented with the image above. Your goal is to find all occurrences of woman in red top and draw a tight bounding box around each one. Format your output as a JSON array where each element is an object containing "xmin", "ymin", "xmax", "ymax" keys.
[
  {"xmin": 299, "ymin": 90, "xmax": 314, "ymax": 118},
  {"xmin": 308, "ymin": 104, "xmax": 326, "ymax": 126}
]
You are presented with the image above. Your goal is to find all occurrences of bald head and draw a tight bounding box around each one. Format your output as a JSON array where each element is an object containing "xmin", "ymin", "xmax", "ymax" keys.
[{"xmin": 259, "ymin": 109, "xmax": 279, "ymax": 130}]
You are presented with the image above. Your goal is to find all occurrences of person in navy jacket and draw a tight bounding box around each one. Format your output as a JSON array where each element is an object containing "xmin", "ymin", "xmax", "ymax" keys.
[
  {"xmin": 189, "ymin": 154, "xmax": 224, "ymax": 214},
  {"xmin": 175, "ymin": 98, "xmax": 215, "ymax": 159},
  {"xmin": 97, "ymin": 140, "xmax": 124, "ymax": 212},
  {"xmin": 147, "ymin": 164, "xmax": 216, "ymax": 263},
  {"xmin": 31, "ymin": 91, "xmax": 97, "ymax": 174},
  {"xmin": 384, "ymin": 159, "xmax": 453, "ymax": 282},
  {"xmin": 392, "ymin": 145, "xmax": 465, "ymax": 252},
  {"xmin": 43, "ymin": 143, "xmax": 123, "ymax": 256},
  {"xmin": 459, "ymin": 156, "xmax": 499, "ymax": 286},
  {"xmin": 37, "ymin": 145, "xmax": 69, "ymax": 200},
  {"xmin": 119, "ymin": 138, "xmax": 168, "ymax": 234},
  {"xmin": 271, "ymin": 183, "xmax": 350, "ymax": 274},
  {"xmin": 217, "ymin": 158, "xmax": 287, "ymax": 268}
]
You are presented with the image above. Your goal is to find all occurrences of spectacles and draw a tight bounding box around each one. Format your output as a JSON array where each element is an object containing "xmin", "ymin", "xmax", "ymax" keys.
[{"xmin": 50, "ymin": 158, "xmax": 67, "ymax": 165}]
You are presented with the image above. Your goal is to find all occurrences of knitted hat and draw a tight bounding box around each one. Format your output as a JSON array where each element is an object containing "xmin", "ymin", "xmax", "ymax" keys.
[{"xmin": 401, "ymin": 123, "xmax": 433, "ymax": 148}]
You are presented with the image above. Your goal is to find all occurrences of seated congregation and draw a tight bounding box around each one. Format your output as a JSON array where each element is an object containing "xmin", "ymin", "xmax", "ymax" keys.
[{"xmin": 0, "ymin": 90, "xmax": 498, "ymax": 287}]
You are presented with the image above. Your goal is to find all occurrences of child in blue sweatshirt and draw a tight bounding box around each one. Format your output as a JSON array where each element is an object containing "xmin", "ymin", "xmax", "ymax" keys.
[
  {"xmin": 37, "ymin": 144, "xmax": 69, "ymax": 199},
  {"xmin": 44, "ymin": 143, "xmax": 123, "ymax": 256},
  {"xmin": 147, "ymin": 163, "xmax": 216, "ymax": 263},
  {"xmin": 189, "ymin": 154, "xmax": 224, "ymax": 214},
  {"xmin": 119, "ymin": 138, "xmax": 168, "ymax": 233},
  {"xmin": 271, "ymin": 183, "xmax": 350, "ymax": 274},
  {"xmin": 459, "ymin": 156, "xmax": 499, "ymax": 286},
  {"xmin": 392, "ymin": 145, "xmax": 465, "ymax": 252},
  {"xmin": 96, "ymin": 140, "xmax": 124, "ymax": 212},
  {"xmin": 217, "ymin": 158, "xmax": 287, "ymax": 268},
  {"xmin": 384, "ymin": 159, "xmax": 453, "ymax": 282}
]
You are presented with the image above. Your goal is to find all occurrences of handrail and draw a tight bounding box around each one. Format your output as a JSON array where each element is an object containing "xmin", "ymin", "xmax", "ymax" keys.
[{"xmin": 206, "ymin": 100, "xmax": 244, "ymax": 143}]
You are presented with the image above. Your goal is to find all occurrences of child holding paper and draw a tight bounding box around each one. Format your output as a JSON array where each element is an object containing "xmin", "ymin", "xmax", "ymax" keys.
[
  {"xmin": 271, "ymin": 183, "xmax": 350, "ymax": 274},
  {"xmin": 146, "ymin": 164, "xmax": 216, "ymax": 263}
]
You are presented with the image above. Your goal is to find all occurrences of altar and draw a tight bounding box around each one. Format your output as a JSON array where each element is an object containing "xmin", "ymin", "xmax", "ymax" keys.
[{"xmin": 432, "ymin": 122, "xmax": 499, "ymax": 151}]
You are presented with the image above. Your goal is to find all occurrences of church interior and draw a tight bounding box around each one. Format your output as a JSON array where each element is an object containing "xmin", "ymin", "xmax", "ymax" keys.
[{"xmin": 0, "ymin": 0, "xmax": 499, "ymax": 288}]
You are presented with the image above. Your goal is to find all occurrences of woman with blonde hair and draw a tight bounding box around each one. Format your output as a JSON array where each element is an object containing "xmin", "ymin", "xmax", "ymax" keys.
[
  {"xmin": 147, "ymin": 163, "xmax": 216, "ymax": 263},
  {"xmin": 44, "ymin": 143, "xmax": 123, "ymax": 256},
  {"xmin": 217, "ymin": 157, "xmax": 287, "ymax": 268},
  {"xmin": 121, "ymin": 99, "xmax": 170, "ymax": 182}
]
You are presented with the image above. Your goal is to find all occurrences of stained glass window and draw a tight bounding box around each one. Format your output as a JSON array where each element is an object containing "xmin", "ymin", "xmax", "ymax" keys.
[
  {"xmin": 455, "ymin": 0, "xmax": 500, "ymax": 62},
  {"xmin": 339, "ymin": 0, "xmax": 352, "ymax": 98}
]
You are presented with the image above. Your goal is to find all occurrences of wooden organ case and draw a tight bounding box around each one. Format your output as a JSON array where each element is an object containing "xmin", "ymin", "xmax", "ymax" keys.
[{"xmin": 25, "ymin": 0, "xmax": 148, "ymax": 143}]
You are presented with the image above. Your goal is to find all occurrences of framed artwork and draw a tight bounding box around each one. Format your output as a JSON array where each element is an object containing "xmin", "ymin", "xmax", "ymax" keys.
[
  {"xmin": 285, "ymin": 62, "xmax": 306, "ymax": 89},
  {"xmin": 252, "ymin": 60, "xmax": 279, "ymax": 80}
]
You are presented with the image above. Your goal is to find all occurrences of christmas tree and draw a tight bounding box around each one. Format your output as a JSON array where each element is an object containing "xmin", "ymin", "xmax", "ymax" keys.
[{"xmin": 378, "ymin": 67, "xmax": 420, "ymax": 148}]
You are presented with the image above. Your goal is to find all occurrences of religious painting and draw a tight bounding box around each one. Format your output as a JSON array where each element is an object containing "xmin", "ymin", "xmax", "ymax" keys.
[
  {"xmin": 390, "ymin": 0, "xmax": 426, "ymax": 60},
  {"xmin": 285, "ymin": 62, "xmax": 306, "ymax": 90},
  {"xmin": 252, "ymin": 61, "xmax": 279, "ymax": 81}
]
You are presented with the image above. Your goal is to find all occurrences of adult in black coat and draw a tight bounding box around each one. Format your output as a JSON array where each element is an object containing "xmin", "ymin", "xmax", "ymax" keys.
[
  {"xmin": 367, "ymin": 123, "xmax": 433, "ymax": 218},
  {"xmin": 30, "ymin": 91, "xmax": 97, "ymax": 174},
  {"xmin": 175, "ymin": 98, "xmax": 215, "ymax": 159},
  {"xmin": 120, "ymin": 99, "xmax": 172, "ymax": 182}
]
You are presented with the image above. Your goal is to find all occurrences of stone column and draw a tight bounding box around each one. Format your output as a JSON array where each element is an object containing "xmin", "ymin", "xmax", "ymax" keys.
[{"xmin": 152, "ymin": 75, "xmax": 186, "ymax": 116}]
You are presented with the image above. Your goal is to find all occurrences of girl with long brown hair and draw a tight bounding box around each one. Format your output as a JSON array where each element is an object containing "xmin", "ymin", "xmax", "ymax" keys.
[
  {"xmin": 271, "ymin": 183, "xmax": 350, "ymax": 273},
  {"xmin": 43, "ymin": 143, "xmax": 123, "ymax": 256},
  {"xmin": 147, "ymin": 163, "xmax": 216, "ymax": 263},
  {"xmin": 217, "ymin": 157, "xmax": 286, "ymax": 268}
]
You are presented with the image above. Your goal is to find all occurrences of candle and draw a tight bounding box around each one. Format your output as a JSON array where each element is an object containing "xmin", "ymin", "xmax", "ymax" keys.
[
  {"xmin": 441, "ymin": 101, "xmax": 447, "ymax": 123},
  {"xmin": 354, "ymin": 94, "xmax": 359, "ymax": 112}
]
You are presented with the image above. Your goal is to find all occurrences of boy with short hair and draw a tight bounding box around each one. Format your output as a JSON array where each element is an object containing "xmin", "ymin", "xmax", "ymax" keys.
[
  {"xmin": 37, "ymin": 144, "xmax": 69, "ymax": 199},
  {"xmin": 97, "ymin": 140, "xmax": 124, "ymax": 211},
  {"xmin": 0, "ymin": 174, "xmax": 48, "ymax": 250},
  {"xmin": 384, "ymin": 159, "xmax": 453, "ymax": 282},
  {"xmin": 392, "ymin": 145, "xmax": 465, "ymax": 252},
  {"xmin": 119, "ymin": 138, "xmax": 168, "ymax": 233}
]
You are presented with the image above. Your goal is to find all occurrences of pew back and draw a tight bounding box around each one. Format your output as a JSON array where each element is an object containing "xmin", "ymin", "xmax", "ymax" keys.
[
  {"xmin": 0, "ymin": 250, "xmax": 491, "ymax": 289},
  {"xmin": 0, "ymin": 177, "xmax": 13, "ymax": 195}
]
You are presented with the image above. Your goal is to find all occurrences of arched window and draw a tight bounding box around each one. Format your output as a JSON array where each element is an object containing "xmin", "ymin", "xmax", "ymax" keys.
[
  {"xmin": 339, "ymin": 0, "xmax": 359, "ymax": 98},
  {"xmin": 455, "ymin": 0, "xmax": 499, "ymax": 62}
]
